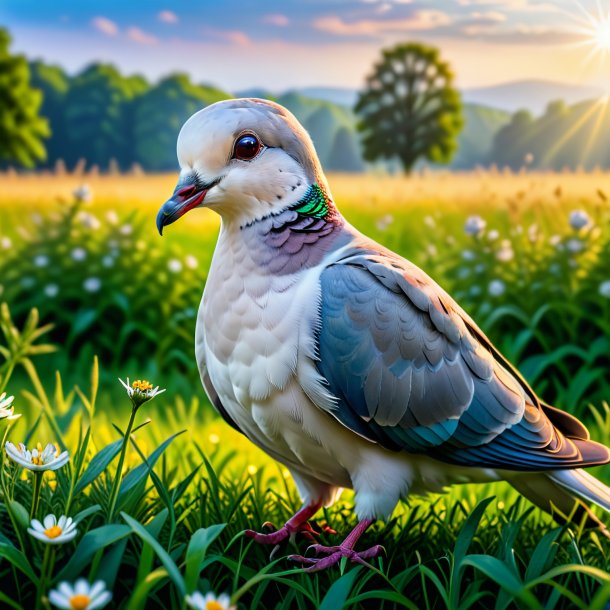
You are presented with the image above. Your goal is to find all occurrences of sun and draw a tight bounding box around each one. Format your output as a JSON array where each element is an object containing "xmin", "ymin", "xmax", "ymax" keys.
[{"xmin": 593, "ymin": 14, "xmax": 610, "ymax": 51}]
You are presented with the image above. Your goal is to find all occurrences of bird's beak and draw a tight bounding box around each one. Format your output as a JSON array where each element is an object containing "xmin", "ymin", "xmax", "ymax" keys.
[{"xmin": 156, "ymin": 178, "xmax": 216, "ymax": 235}]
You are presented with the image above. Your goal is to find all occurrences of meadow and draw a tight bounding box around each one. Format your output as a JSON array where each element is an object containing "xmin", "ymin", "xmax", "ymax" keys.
[{"xmin": 1, "ymin": 169, "xmax": 610, "ymax": 609}]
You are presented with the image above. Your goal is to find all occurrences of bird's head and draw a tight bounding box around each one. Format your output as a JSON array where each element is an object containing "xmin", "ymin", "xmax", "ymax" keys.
[{"xmin": 157, "ymin": 98, "xmax": 330, "ymax": 233}]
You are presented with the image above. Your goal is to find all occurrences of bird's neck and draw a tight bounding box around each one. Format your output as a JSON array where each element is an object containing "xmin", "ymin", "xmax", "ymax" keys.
[{"xmin": 289, "ymin": 183, "xmax": 337, "ymax": 220}]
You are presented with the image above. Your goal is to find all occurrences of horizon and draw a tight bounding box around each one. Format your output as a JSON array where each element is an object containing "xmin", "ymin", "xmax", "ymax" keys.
[{"xmin": 3, "ymin": 0, "xmax": 610, "ymax": 92}]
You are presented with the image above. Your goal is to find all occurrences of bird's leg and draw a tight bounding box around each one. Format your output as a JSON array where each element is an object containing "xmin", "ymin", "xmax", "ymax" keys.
[
  {"xmin": 289, "ymin": 518, "xmax": 384, "ymax": 572},
  {"xmin": 244, "ymin": 501, "xmax": 323, "ymax": 551}
]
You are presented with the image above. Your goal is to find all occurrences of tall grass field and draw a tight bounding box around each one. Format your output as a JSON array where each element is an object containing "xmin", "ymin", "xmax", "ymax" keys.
[{"xmin": 1, "ymin": 170, "xmax": 610, "ymax": 609}]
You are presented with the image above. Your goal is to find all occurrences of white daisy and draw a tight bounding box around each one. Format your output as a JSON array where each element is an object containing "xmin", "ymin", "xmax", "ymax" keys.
[
  {"xmin": 1, "ymin": 237, "xmax": 12, "ymax": 250},
  {"xmin": 5, "ymin": 442, "xmax": 69, "ymax": 472},
  {"xmin": 0, "ymin": 393, "xmax": 19, "ymax": 423},
  {"xmin": 496, "ymin": 240, "xmax": 514, "ymax": 262},
  {"xmin": 185, "ymin": 591, "xmax": 235, "ymax": 610},
  {"xmin": 487, "ymin": 229, "xmax": 499, "ymax": 241},
  {"xmin": 28, "ymin": 514, "xmax": 78, "ymax": 545},
  {"xmin": 48, "ymin": 579, "xmax": 111, "ymax": 610},
  {"xmin": 118, "ymin": 378, "xmax": 166, "ymax": 409},
  {"xmin": 464, "ymin": 215, "xmax": 486, "ymax": 236},
  {"xmin": 78, "ymin": 212, "xmax": 101, "ymax": 230}
]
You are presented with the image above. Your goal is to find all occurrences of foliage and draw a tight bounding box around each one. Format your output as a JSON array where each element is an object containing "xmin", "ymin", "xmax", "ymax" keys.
[
  {"xmin": 355, "ymin": 42, "xmax": 463, "ymax": 173},
  {"xmin": 0, "ymin": 191, "xmax": 206, "ymax": 381},
  {"xmin": 1, "ymin": 310, "xmax": 610, "ymax": 609},
  {"xmin": 134, "ymin": 74, "xmax": 229, "ymax": 171},
  {"xmin": 0, "ymin": 28, "xmax": 49, "ymax": 168}
]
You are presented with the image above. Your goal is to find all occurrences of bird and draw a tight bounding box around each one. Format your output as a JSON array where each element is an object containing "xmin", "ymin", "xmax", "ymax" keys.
[{"xmin": 157, "ymin": 98, "xmax": 610, "ymax": 571}]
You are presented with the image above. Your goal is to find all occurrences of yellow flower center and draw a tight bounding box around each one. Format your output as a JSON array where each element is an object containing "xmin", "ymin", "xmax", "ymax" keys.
[
  {"xmin": 31, "ymin": 456, "xmax": 43, "ymax": 465},
  {"xmin": 44, "ymin": 525, "xmax": 63, "ymax": 538},
  {"xmin": 205, "ymin": 602, "xmax": 224, "ymax": 610},
  {"xmin": 132, "ymin": 380, "xmax": 153, "ymax": 391},
  {"xmin": 70, "ymin": 594, "xmax": 91, "ymax": 610}
]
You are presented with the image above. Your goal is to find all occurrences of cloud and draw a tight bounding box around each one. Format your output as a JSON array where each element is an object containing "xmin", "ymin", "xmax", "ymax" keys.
[
  {"xmin": 457, "ymin": 0, "xmax": 559, "ymax": 12},
  {"xmin": 158, "ymin": 10, "xmax": 178, "ymax": 24},
  {"xmin": 262, "ymin": 14, "xmax": 289, "ymax": 27},
  {"xmin": 470, "ymin": 11, "xmax": 506, "ymax": 22},
  {"xmin": 126, "ymin": 27, "xmax": 158, "ymax": 45},
  {"xmin": 203, "ymin": 28, "xmax": 251, "ymax": 46},
  {"xmin": 313, "ymin": 10, "xmax": 452, "ymax": 37},
  {"xmin": 91, "ymin": 16, "xmax": 118, "ymax": 37}
]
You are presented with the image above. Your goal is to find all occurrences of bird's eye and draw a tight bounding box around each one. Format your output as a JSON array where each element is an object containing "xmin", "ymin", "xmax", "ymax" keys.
[{"xmin": 233, "ymin": 134, "xmax": 261, "ymax": 161}]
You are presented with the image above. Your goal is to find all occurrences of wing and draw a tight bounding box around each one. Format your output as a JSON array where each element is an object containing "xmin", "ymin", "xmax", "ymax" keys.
[{"xmin": 314, "ymin": 248, "xmax": 609, "ymax": 470}]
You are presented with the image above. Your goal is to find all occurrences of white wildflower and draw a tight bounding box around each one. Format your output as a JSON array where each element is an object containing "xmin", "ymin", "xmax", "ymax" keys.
[
  {"xmin": 566, "ymin": 238, "xmax": 584, "ymax": 254},
  {"xmin": 185, "ymin": 255, "xmax": 198, "ymax": 269},
  {"xmin": 569, "ymin": 210, "xmax": 591, "ymax": 231},
  {"xmin": 78, "ymin": 212, "xmax": 101, "ymax": 230},
  {"xmin": 101, "ymin": 256, "xmax": 114, "ymax": 268},
  {"xmin": 168, "ymin": 259, "xmax": 183, "ymax": 273},
  {"xmin": 464, "ymin": 215, "xmax": 486, "ymax": 237},
  {"xmin": 105, "ymin": 211, "xmax": 119, "ymax": 225},
  {"xmin": 185, "ymin": 591, "xmax": 235, "ymax": 610},
  {"xmin": 488, "ymin": 279, "xmax": 506, "ymax": 297},
  {"xmin": 599, "ymin": 281, "xmax": 610, "ymax": 298},
  {"xmin": 462, "ymin": 250, "xmax": 476, "ymax": 261},
  {"xmin": 119, "ymin": 378, "xmax": 166, "ymax": 410},
  {"xmin": 71, "ymin": 247, "xmax": 87, "ymax": 262},
  {"xmin": 34, "ymin": 254, "xmax": 49, "ymax": 268},
  {"xmin": 5, "ymin": 442, "xmax": 69, "ymax": 472},
  {"xmin": 496, "ymin": 240, "xmax": 514, "ymax": 262},
  {"xmin": 487, "ymin": 229, "xmax": 499, "ymax": 242},
  {"xmin": 28, "ymin": 514, "xmax": 78, "ymax": 545},
  {"xmin": 44, "ymin": 284, "xmax": 59, "ymax": 298},
  {"xmin": 119, "ymin": 224, "xmax": 133, "ymax": 236},
  {"xmin": 1, "ymin": 237, "xmax": 12, "ymax": 250},
  {"xmin": 83, "ymin": 278, "xmax": 101, "ymax": 293},
  {"xmin": 0, "ymin": 393, "xmax": 19, "ymax": 423},
  {"xmin": 73, "ymin": 184, "xmax": 92, "ymax": 203},
  {"xmin": 48, "ymin": 579, "xmax": 111, "ymax": 610}
]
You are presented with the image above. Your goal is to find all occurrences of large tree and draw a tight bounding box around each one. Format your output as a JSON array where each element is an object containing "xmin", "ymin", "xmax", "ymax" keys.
[
  {"xmin": 355, "ymin": 42, "xmax": 462, "ymax": 173},
  {"xmin": 29, "ymin": 60, "xmax": 69, "ymax": 167},
  {"xmin": 0, "ymin": 28, "xmax": 49, "ymax": 167},
  {"xmin": 63, "ymin": 63, "xmax": 147, "ymax": 170}
]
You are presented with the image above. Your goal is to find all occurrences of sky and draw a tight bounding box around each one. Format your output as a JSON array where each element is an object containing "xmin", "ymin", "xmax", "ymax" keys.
[{"xmin": 2, "ymin": 0, "xmax": 610, "ymax": 92}]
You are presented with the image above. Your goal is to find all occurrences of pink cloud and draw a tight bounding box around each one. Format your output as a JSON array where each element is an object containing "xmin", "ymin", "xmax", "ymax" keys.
[
  {"xmin": 313, "ymin": 11, "xmax": 452, "ymax": 36},
  {"xmin": 91, "ymin": 16, "xmax": 118, "ymax": 37},
  {"xmin": 262, "ymin": 14, "xmax": 290, "ymax": 27},
  {"xmin": 158, "ymin": 10, "xmax": 178, "ymax": 24},
  {"xmin": 126, "ymin": 27, "xmax": 158, "ymax": 45},
  {"xmin": 204, "ymin": 29, "xmax": 251, "ymax": 46}
]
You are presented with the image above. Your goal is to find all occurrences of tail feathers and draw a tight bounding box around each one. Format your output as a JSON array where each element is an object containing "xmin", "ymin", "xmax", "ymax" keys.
[
  {"xmin": 549, "ymin": 469, "xmax": 610, "ymax": 513},
  {"xmin": 508, "ymin": 470, "xmax": 610, "ymax": 536}
]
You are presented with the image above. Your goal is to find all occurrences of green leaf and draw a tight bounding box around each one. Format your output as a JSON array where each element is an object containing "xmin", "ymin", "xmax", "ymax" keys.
[
  {"xmin": 74, "ymin": 439, "xmax": 123, "ymax": 494},
  {"xmin": 318, "ymin": 566, "xmax": 362, "ymax": 610},
  {"xmin": 0, "ymin": 591, "xmax": 25, "ymax": 610},
  {"xmin": 8, "ymin": 500, "xmax": 30, "ymax": 531},
  {"xmin": 73, "ymin": 504, "xmax": 102, "ymax": 524},
  {"xmin": 121, "ymin": 512, "xmax": 186, "ymax": 597},
  {"xmin": 125, "ymin": 568, "xmax": 169, "ymax": 610},
  {"xmin": 117, "ymin": 431, "xmax": 184, "ymax": 502},
  {"xmin": 185, "ymin": 524, "xmax": 226, "ymax": 592},
  {"xmin": 0, "ymin": 543, "xmax": 39, "ymax": 585},
  {"xmin": 55, "ymin": 524, "xmax": 131, "ymax": 582}
]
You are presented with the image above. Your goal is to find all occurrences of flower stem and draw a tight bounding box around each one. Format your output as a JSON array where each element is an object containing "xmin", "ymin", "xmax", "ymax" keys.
[
  {"xmin": 107, "ymin": 407, "xmax": 137, "ymax": 522},
  {"xmin": 30, "ymin": 471, "xmax": 44, "ymax": 520},
  {"xmin": 35, "ymin": 545, "xmax": 52, "ymax": 610}
]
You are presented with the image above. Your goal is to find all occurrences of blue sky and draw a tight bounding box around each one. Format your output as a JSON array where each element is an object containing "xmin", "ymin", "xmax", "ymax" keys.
[{"xmin": 2, "ymin": 0, "xmax": 609, "ymax": 91}]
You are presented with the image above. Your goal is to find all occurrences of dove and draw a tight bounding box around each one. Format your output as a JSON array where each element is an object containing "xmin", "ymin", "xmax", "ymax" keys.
[{"xmin": 157, "ymin": 98, "xmax": 610, "ymax": 571}]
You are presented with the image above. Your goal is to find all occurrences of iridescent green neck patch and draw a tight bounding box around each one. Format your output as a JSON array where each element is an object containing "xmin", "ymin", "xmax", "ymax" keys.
[{"xmin": 291, "ymin": 184, "xmax": 330, "ymax": 218}]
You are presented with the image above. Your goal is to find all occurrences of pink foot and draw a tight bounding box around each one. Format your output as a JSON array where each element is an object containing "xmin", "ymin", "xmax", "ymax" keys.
[
  {"xmin": 289, "ymin": 519, "xmax": 383, "ymax": 572},
  {"xmin": 244, "ymin": 502, "xmax": 323, "ymax": 557},
  {"xmin": 289, "ymin": 543, "xmax": 384, "ymax": 572}
]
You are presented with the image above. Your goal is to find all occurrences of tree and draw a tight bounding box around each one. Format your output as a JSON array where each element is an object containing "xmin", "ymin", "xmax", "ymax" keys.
[
  {"xmin": 490, "ymin": 109, "xmax": 533, "ymax": 170},
  {"xmin": 133, "ymin": 74, "xmax": 229, "ymax": 171},
  {"xmin": 0, "ymin": 28, "xmax": 49, "ymax": 167},
  {"xmin": 29, "ymin": 60, "xmax": 69, "ymax": 167},
  {"xmin": 355, "ymin": 42, "xmax": 462, "ymax": 173},
  {"xmin": 63, "ymin": 63, "xmax": 147, "ymax": 169}
]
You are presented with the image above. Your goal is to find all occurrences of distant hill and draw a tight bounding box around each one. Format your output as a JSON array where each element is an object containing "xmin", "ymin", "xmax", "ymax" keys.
[{"xmin": 462, "ymin": 79, "xmax": 604, "ymax": 116}]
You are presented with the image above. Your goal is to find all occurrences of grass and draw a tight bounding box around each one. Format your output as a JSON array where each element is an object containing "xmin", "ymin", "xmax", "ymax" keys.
[{"xmin": 1, "ymin": 170, "xmax": 610, "ymax": 608}]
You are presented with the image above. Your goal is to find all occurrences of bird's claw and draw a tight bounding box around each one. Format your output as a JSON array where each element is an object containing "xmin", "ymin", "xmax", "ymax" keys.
[
  {"xmin": 244, "ymin": 520, "xmax": 321, "ymax": 546},
  {"xmin": 289, "ymin": 544, "xmax": 385, "ymax": 572}
]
